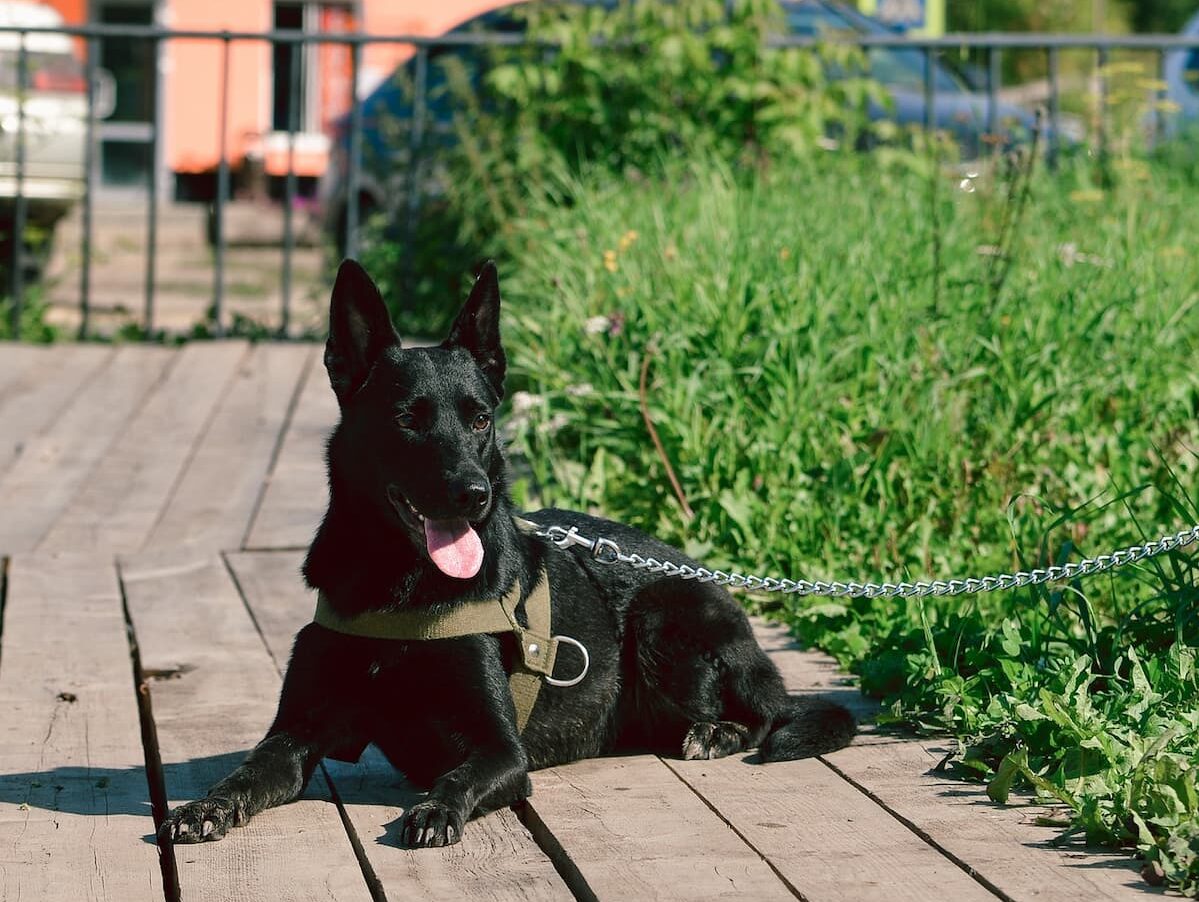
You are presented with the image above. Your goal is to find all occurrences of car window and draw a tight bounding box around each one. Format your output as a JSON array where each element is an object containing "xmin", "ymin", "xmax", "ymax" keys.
[{"xmin": 1185, "ymin": 49, "xmax": 1199, "ymax": 95}]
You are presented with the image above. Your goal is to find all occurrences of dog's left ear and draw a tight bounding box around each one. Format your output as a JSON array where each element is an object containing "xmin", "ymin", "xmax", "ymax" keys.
[{"xmin": 444, "ymin": 260, "xmax": 506, "ymax": 400}]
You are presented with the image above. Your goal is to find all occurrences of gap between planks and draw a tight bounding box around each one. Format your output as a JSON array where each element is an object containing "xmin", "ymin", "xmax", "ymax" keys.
[
  {"xmin": 240, "ymin": 346, "xmax": 336, "ymax": 552},
  {"xmin": 238, "ymin": 344, "xmax": 322, "ymax": 551},
  {"xmin": 0, "ymin": 552, "xmax": 162, "ymax": 902},
  {"xmin": 141, "ymin": 343, "xmax": 313, "ymax": 553}
]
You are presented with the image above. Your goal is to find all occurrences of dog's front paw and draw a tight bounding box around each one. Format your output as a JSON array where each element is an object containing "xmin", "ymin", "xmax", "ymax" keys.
[
  {"xmin": 682, "ymin": 721, "xmax": 751, "ymax": 760},
  {"xmin": 400, "ymin": 799, "xmax": 464, "ymax": 848},
  {"xmin": 159, "ymin": 797, "xmax": 241, "ymax": 844}
]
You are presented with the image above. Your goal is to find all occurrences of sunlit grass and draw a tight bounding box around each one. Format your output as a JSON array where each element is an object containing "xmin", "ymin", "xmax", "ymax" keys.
[{"xmin": 498, "ymin": 151, "xmax": 1199, "ymax": 893}]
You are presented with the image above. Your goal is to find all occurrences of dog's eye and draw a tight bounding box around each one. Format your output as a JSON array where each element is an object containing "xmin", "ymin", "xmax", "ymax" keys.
[
  {"xmin": 396, "ymin": 412, "xmax": 416, "ymax": 430},
  {"xmin": 472, "ymin": 413, "xmax": 492, "ymax": 433}
]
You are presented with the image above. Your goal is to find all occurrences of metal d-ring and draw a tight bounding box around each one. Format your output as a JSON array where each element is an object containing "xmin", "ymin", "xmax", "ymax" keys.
[{"xmin": 545, "ymin": 635, "xmax": 589, "ymax": 687}]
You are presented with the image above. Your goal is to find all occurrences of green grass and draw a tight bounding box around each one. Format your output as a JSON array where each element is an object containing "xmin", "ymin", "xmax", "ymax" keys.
[{"xmin": 494, "ymin": 151, "xmax": 1199, "ymax": 894}]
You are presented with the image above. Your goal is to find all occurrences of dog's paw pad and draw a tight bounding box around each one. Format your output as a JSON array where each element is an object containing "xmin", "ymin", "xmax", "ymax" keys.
[
  {"xmin": 159, "ymin": 797, "xmax": 238, "ymax": 845},
  {"xmin": 682, "ymin": 721, "xmax": 750, "ymax": 760},
  {"xmin": 400, "ymin": 800, "xmax": 464, "ymax": 848}
]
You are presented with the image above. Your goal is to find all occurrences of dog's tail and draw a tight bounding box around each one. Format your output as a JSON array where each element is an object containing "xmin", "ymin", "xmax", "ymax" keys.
[{"xmin": 759, "ymin": 696, "xmax": 857, "ymax": 762}]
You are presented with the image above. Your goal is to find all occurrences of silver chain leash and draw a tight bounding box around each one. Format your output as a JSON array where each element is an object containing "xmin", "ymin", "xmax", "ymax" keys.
[{"xmin": 532, "ymin": 522, "xmax": 1199, "ymax": 598}]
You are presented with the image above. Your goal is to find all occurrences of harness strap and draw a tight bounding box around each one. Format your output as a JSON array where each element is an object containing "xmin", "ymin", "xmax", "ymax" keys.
[{"xmin": 312, "ymin": 568, "xmax": 558, "ymax": 732}]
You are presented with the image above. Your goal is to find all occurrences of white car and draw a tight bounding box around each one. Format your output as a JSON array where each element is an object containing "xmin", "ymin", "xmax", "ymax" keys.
[{"xmin": 0, "ymin": 2, "xmax": 90, "ymax": 276}]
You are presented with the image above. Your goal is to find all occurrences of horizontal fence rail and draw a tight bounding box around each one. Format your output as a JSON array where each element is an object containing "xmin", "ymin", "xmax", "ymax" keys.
[{"xmin": 0, "ymin": 22, "xmax": 1194, "ymax": 340}]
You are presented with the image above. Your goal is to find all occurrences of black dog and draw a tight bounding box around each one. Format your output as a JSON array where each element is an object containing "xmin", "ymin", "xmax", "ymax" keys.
[{"xmin": 159, "ymin": 259, "xmax": 855, "ymax": 848}]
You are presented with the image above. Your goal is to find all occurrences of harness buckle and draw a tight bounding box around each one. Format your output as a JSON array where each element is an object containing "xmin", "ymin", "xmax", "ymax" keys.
[{"xmin": 545, "ymin": 635, "xmax": 590, "ymax": 687}]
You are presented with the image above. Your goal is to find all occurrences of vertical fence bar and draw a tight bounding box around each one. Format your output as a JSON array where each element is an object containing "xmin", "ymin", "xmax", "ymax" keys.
[
  {"xmin": 144, "ymin": 36, "xmax": 160, "ymax": 335},
  {"xmin": 79, "ymin": 36, "xmax": 98, "ymax": 339},
  {"xmin": 1047, "ymin": 45, "xmax": 1060, "ymax": 170},
  {"xmin": 213, "ymin": 33, "xmax": 231, "ymax": 337},
  {"xmin": 280, "ymin": 37, "xmax": 299, "ymax": 337},
  {"xmin": 1096, "ymin": 45, "xmax": 1109, "ymax": 174},
  {"xmin": 344, "ymin": 40, "xmax": 363, "ymax": 260},
  {"xmin": 1154, "ymin": 47, "xmax": 1166, "ymax": 149},
  {"xmin": 9, "ymin": 34, "xmax": 27, "ymax": 336},
  {"xmin": 404, "ymin": 43, "xmax": 428, "ymax": 304},
  {"xmin": 986, "ymin": 45, "xmax": 1000, "ymax": 149},
  {"xmin": 923, "ymin": 45, "xmax": 939, "ymax": 314},
  {"xmin": 923, "ymin": 45, "xmax": 935, "ymax": 133}
]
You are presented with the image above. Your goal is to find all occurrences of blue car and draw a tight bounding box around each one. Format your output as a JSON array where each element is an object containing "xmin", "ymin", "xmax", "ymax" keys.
[
  {"xmin": 319, "ymin": 0, "xmax": 1036, "ymax": 245},
  {"xmin": 1165, "ymin": 9, "xmax": 1199, "ymax": 128}
]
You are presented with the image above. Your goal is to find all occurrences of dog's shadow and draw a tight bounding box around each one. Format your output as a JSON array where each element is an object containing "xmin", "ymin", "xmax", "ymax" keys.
[{"xmin": 0, "ymin": 748, "xmax": 434, "ymax": 847}]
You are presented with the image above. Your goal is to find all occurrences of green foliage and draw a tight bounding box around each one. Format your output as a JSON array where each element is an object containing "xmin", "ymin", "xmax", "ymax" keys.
[
  {"xmin": 945, "ymin": 0, "xmax": 1194, "ymax": 34},
  {"xmin": 492, "ymin": 151, "xmax": 1199, "ymax": 893},
  {"xmin": 355, "ymin": 0, "xmax": 879, "ymax": 337},
  {"xmin": 0, "ymin": 290, "xmax": 57, "ymax": 342}
]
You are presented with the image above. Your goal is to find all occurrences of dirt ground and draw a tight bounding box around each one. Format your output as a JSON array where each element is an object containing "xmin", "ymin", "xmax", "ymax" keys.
[{"xmin": 43, "ymin": 197, "xmax": 329, "ymax": 339}]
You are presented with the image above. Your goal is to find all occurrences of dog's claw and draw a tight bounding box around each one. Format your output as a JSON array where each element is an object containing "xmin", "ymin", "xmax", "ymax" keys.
[
  {"xmin": 683, "ymin": 721, "xmax": 751, "ymax": 760},
  {"xmin": 399, "ymin": 799, "xmax": 463, "ymax": 849},
  {"xmin": 159, "ymin": 797, "xmax": 238, "ymax": 845}
]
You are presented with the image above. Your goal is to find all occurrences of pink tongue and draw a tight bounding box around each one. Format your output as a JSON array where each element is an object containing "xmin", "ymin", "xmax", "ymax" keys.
[{"xmin": 424, "ymin": 518, "xmax": 484, "ymax": 579}]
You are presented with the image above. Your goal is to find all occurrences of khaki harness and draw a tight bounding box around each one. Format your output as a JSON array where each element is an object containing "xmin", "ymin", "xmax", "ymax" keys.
[{"xmin": 312, "ymin": 567, "xmax": 588, "ymax": 732}]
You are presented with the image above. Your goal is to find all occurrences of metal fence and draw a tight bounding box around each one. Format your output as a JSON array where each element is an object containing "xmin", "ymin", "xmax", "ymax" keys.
[{"xmin": 2, "ymin": 22, "xmax": 1198, "ymax": 340}]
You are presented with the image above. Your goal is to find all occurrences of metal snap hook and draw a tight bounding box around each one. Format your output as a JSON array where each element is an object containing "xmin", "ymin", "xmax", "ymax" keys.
[
  {"xmin": 545, "ymin": 635, "xmax": 589, "ymax": 687},
  {"xmin": 591, "ymin": 537, "xmax": 621, "ymax": 564}
]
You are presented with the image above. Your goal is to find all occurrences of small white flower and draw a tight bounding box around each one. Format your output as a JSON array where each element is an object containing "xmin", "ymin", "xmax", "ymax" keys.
[
  {"xmin": 584, "ymin": 315, "xmax": 609, "ymax": 335},
  {"xmin": 539, "ymin": 413, "xmax": 570, "ymax": 436},
  {"xmin": 510, "ymin": 391, "xmax": 543, "ymax": 415}
]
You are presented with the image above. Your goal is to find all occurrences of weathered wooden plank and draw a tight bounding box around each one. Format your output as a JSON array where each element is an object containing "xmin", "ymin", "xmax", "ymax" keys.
[
  {"xmin": 144, "ymin": 343, "xmax": 312, "ymax": 552},
  {"xmin": 120, "ymin": 548, "xmax": 374, "ymax": 902},
  {"xmin": 38, "ymin": 342, "xmax": 250, "ymax": 554},
  {"xmin": 527, "ymin": 755, "xmax": 795, "ymax": 901},
  {"xmin": 0, "ymin": 344, "xmax": 44, "ymax": 405},
  {"xmin": 224, "ymin": 549, "xmax": 573, "ymax": 902},
  {"xmin": 0, "ymin": 345, "xmax": 173, "ymax": 554},
  {"xmin": 0, "ymin": 552, "xmax": 162, "ymax": 901},
  {"xmin": 0, "ymin": 342, "xmax": 41, "ymax": 381},
  {"xmin": 243, "ymin": 350, "xmax": 337, "ymax": 550},
  {"xmin": 664, "ymin": 755, "xmax": 996, "ymax": 902},
  {"xmin": 750, "ymin": 617, "xmax": 878, "ymax": 722},
  {"xmin": 749, "ymin": 618, "xmax": 1156, "ymax": 899},
  {"xmin": 0, "ymin": 344, "xmax": 113, "ymax": 480},
  {"xmin": 824, "ymin": 735, "xmax": 1161, "ymax": 901}
]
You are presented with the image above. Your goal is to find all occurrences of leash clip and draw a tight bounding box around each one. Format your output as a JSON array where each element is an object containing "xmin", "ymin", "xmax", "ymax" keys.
[
  {"xmin": 591, "ymin": 537, "xmax": 621, "ymax": 564},
  {"xmin": 545, "ymin": 635, "xmax": 589, "ymax": 687}
]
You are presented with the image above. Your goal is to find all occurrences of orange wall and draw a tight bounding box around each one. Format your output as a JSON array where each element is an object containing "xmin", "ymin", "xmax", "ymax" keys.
[{"xmin": 165, "ymin": 0, "xmax": 271, "ymax": 173}]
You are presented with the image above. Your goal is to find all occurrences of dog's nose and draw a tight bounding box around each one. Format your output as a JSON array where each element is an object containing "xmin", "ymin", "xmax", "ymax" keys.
[{"xmin": 454, "ymin": 480, "xmax": 491, "ymax": 517}]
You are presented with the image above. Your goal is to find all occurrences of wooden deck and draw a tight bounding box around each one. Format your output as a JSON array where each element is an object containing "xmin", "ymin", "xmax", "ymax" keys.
[{"xmin": 0, "ymin": 342, "xmax": 1163, "ymax": 901}]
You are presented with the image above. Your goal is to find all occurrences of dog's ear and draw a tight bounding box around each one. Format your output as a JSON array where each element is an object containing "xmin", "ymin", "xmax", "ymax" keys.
[
  {"xmin": 443, "ymin": 260, "xmax": 506, "ymax": 400},
  {"xmin": 324, "ymin": 259, "xmax": 400, "ymax": 404}
]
